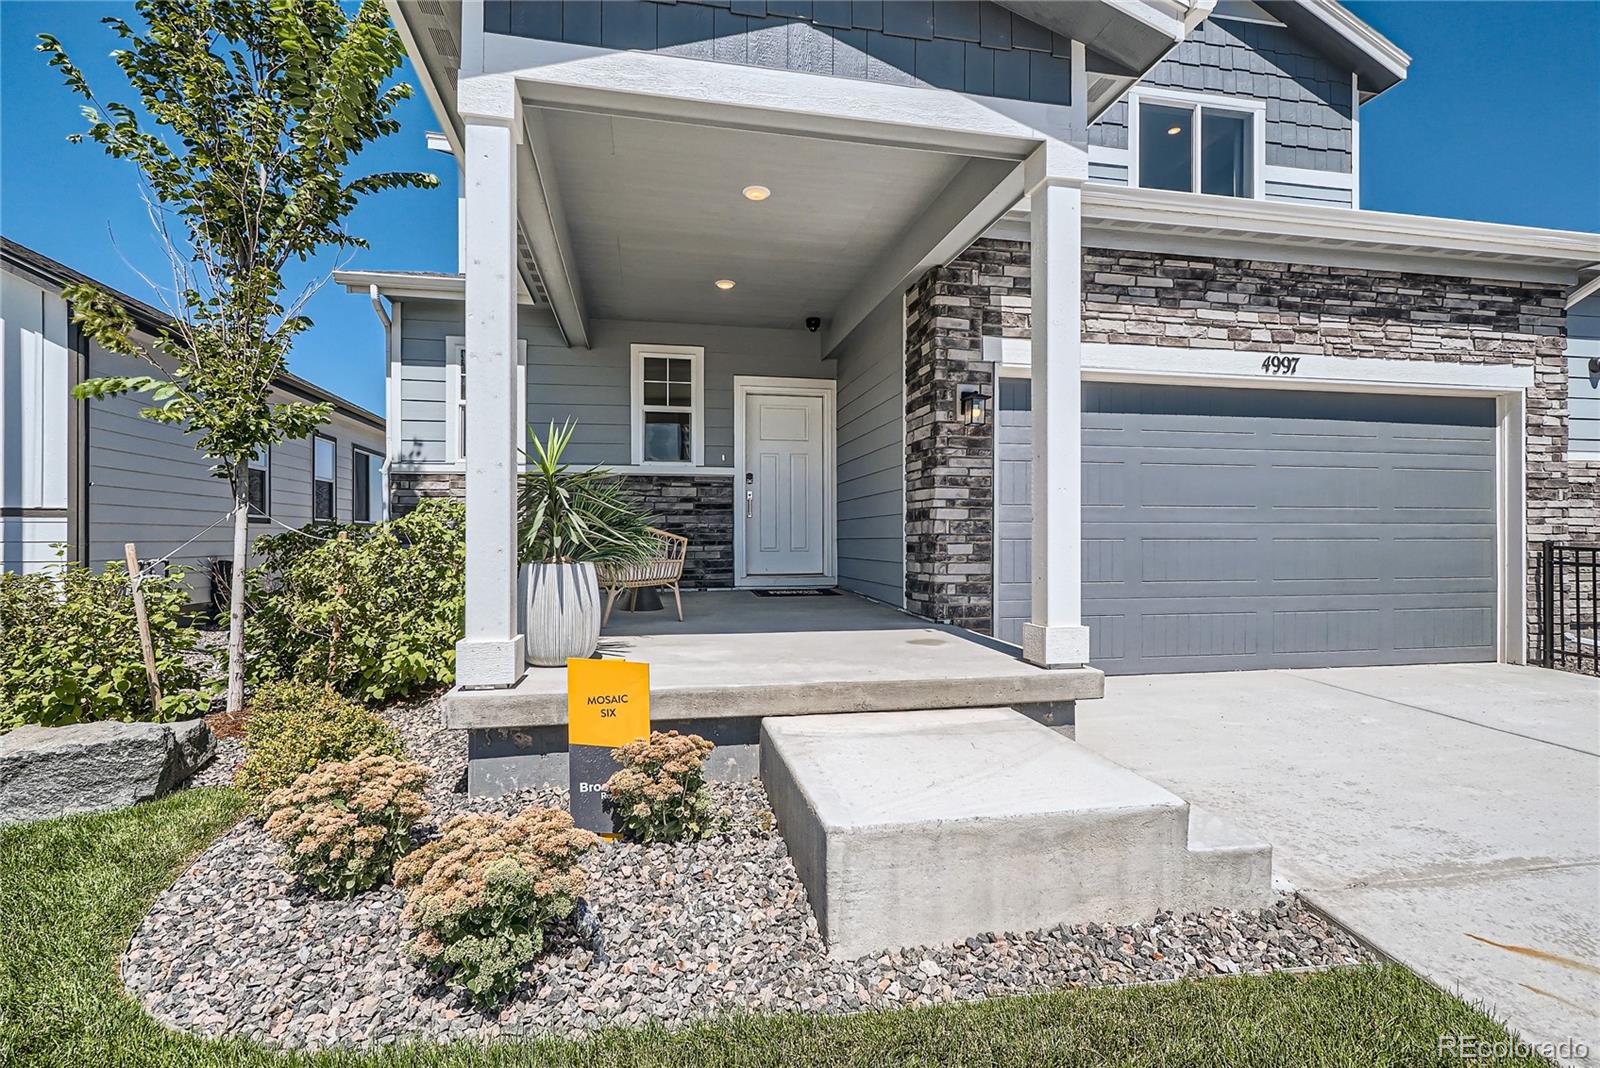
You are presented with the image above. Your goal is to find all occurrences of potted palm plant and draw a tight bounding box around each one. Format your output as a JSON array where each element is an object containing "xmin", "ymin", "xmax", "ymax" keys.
[{"xmin": 518, "ymin": 421, "xmax": 657, "ymax": 666}]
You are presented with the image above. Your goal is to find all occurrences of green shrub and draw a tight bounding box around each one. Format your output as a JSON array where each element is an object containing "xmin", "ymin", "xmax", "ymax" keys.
[
  {"xmin": 262, "ymin": 752, "xmax": 430, "ymax": 897},
  {"xmin": 394, "ymin": 807, "xmax": 598, "ymax": 1007},
  {"xmin": 234, "ymin": 681, "xmax": 403, "ymax": 802},
  {"xmin": 0, "ymin": 561, "xmax": 207, "ymax": 730},
  {"xmin": 602, "ymin": 730, "xmax": 716, "ymax": 843},
  {"xmin": 246, "ymin": 498, "xmax": 464, "ymax": 703}
]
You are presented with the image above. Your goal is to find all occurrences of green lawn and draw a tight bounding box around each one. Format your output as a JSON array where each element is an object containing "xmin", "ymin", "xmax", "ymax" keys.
[{"xmin": 0, "ymin": 788, "xmax": 1548, "ymax": 1068}]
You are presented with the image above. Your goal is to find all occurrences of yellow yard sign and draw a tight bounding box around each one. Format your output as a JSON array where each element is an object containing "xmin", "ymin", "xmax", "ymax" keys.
[{"xmin": 566, "ymin": 658, "xmax": 650, "ymax": 835}]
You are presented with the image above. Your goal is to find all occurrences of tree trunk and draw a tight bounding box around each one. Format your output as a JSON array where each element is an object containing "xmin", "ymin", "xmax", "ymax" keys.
[{"xmin": 226, "ymin": 460, "xmax": 251, "ymax": 714}]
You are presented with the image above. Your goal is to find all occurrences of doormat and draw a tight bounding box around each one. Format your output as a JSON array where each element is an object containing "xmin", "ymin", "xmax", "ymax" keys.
[{"xmin": 751, "ymin": 588, "xmax": 839, "ymax": 597}]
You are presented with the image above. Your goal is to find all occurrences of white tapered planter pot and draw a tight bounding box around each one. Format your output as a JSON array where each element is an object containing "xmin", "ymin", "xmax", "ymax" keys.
[{"xmin": 523, "ymin": 561, "xmax": 602, "ymax": 667}]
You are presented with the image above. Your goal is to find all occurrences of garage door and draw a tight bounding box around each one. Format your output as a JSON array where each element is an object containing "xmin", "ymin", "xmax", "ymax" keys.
[{"xmin": 994, "ymin": 380, "xmax": 1499, "ymax": 674}]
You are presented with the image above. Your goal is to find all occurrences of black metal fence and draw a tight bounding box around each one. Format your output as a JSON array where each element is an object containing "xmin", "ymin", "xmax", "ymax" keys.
[{"xmin": 1539, "ymin": 543, "xmax": 1599, "ymax": 675}]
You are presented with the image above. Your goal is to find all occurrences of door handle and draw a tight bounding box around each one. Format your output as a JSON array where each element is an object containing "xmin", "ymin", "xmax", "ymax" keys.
[{"xmin": 745, "ymin": 489, "xmax": 754, "ymax": 518}]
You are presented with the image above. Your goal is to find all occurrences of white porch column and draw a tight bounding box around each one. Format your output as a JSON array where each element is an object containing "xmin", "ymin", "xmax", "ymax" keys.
[
  {"xmin": 1022, "ymin": 141, "xmax": 1091, "ymax": 669},
  {"xmin": 456, "ymin": 76, "xmax": 525, "ymax": 687}
]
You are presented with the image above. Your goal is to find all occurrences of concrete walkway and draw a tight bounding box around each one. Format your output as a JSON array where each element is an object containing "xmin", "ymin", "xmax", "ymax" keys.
[{"xmin": 1076, "ymin": 664, "xmax": 1600, "ymax": 1067}]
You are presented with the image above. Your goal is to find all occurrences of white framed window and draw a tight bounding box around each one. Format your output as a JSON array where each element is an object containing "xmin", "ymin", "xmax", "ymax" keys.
[
  {"xmin": 445, "ymin": 336, "xmax": 528, "ymax": 465},
  {"xmin": 1129, "ymin": 89, "xmax": 1265, "ymax": 199},
  {"xmin": 353, "ymin": 445, "xmax": 384, "ymax": 523},
  {"xmin": 246, "ymin": 448, "xmax": 270, "ymax": 521},
  {"xmin": 630, "ymin": 344, "xmax": 705, "ymax": 468},
  {"xmin": 312, "ymin": 433, "xmax": 337, "ymax": 521}
]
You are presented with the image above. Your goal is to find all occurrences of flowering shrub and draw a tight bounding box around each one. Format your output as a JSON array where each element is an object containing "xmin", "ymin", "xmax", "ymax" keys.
[
  {"xmin": 246, "ymin": 498, "xmax": 465, "ymax": 703},
  {"xmin": 393, "ymin": 807, "xmax": 598, "ymax": 1007},
  {"xmin": 234, "ymin": 680, "xmax": 403, "ymax": 800},
  {"xmin": 0, "ymin": 560, "xmax": 207, "ymax": 729},
  {"xmin": 261, "ymin": 753, "xmax": 430, "ymax": 897},
  {"xmin": 602, "ymin": 730, "xmax": 716, "ymax": 843}
]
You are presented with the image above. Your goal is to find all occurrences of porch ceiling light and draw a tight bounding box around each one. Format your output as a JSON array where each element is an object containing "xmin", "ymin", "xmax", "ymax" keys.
[
  {"xmin": 1167, "ymin": 125, "xmax": 1183, "ymax": 135},
  {"xmin": 715, "ymin": 279, "xmax": 737, "ymax": 290},
  {"xmin": 742, "ymin": 185, "xmax": 771, "ymax": 202}
]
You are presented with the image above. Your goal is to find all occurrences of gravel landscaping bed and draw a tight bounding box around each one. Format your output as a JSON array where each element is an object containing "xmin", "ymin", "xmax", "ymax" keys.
[{"xmin": 125, "ymin": 695, "xmax": 1373, "ymax": 1050}]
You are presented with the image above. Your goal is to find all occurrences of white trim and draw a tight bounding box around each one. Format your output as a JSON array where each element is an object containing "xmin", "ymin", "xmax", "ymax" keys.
[
  {"xmin": 732, "ymin": 376, "xmax": 838, "ymax": 589},
  {"xmin": 1297, "ymin": 0, "xmax": 1411, "ymax": 86},
  {"xmin": 629, "ymin": 344, "xmax": 705, "ymax": 469},
  {"xmin": 1073, "ymin": 187, "xmax": 1600, "ymax": 279},
  {"xmin": 388, "ymin": 460, "xmax": 738, "ymax": 478},
  {"xmin": 446, "ymin": 335, "xmax": 527, "ymax": 465},
  {"xmin": 1127, "ymin": 88, "xmax": 1267, "ymax": 201},
  {"xmin": 1261, "ymin": 163, "xmax": 1355, "ymax": 192},
  {"xmin": 1350, "ymin": 70, "xmax": 1361, "ymax": 210},
  {"xmin": 1567, "ymin": 273, "xmax": 1600, "ymax": 308},
  {"xmin": 900, "ymin": 290, "xmax": 910, "ymax": 611},
  {"xmin": 334, "ymin": 269, "xmax": 541, "ymax": 306},
  {"xmin": 984, "ymin": 337, "xmax": 1530, "ymax": 664},
  {"xmin": 983, "ymin": 337, "xmax": 1535, "ymax": 393},
  {"xmin": 479, "ymin": 40, "xmax": 1079, "ymax": 161},
  {"xmin": 385, "ymin": 300, "xmax": 403, "ymax": 465},
  {"xmin": 1496, "ymin": 391, "xmax": 1528, "ymax": 662}
]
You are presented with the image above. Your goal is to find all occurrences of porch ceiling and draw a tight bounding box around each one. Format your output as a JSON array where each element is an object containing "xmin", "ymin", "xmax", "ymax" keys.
[{"xmin": 531, "ymin": 107, "xmax": 978, "ymax": 331}]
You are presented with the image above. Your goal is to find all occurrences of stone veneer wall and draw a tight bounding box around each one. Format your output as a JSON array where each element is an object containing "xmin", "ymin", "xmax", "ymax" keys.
[
  {"xmin": 909, "ymin": 237, "xmax": 1598, "ymax": 655},
  {"xmin": 902, "ymin": 239, "xmax": 1031, "ymax": 631},
  {"xmin": 616, "ymin": 474, "xmax": 734, "ymax": 589},
  {"xmin": 389, "ymin": 471, "xmax": 734, "ymax": 589}
]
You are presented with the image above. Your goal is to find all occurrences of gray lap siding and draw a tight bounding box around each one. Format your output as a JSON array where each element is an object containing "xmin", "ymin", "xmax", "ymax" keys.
[{"xmin": 388, "ymin": 303, "xmax": 827, "ymax": 589}]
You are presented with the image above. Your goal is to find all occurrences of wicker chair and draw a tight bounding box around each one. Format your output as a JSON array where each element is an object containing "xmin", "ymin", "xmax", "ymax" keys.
[{"xmin": 598, "ymin": 527, "xmax": 689, "ymax": 625}]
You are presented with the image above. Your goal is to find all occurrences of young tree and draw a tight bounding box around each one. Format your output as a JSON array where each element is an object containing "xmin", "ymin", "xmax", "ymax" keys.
[{"xmin": 39, "ymin": 0, "xmax": 435, "ymax": 712}]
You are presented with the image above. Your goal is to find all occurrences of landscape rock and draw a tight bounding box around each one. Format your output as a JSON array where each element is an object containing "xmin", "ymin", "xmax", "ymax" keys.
[{"xmin": 0, "ymin": 718, "xmax": 214, "ymax": 826}]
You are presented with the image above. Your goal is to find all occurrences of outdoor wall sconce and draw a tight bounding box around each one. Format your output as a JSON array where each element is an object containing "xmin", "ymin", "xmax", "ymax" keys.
[{"xmin": 958, "ymin": 384, "xmax": 989, "ymax": 425}]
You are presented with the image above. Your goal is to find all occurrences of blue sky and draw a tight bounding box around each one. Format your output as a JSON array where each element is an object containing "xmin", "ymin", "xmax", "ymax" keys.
[{"xmin": 2, "ymin": 1, "xmax": 1597, "ymax": 415}]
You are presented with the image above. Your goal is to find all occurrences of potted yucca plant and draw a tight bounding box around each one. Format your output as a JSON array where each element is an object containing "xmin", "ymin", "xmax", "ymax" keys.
[{"xmin": 518, "ymin": 421, "xmax": 657, "ymax": 666}]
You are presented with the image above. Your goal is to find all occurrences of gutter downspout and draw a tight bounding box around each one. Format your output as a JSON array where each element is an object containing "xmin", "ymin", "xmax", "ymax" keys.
[{"xmin": 368, "ymin": 284, "xmax": 392, "ymax": 330}]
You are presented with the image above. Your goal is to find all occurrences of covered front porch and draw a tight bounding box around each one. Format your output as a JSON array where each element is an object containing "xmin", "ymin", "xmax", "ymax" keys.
[
  {"xmin": 448, "ymin": 26, "xmax": 1101, "ymax": 700},
  {"xmin": 447, "ymin": 590, "xmax": 1104, "ymax": 794}
]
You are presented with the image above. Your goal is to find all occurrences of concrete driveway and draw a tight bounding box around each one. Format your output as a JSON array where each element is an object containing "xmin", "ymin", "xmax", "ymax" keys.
[{"xmin": 1076, "ymin": 663, "xmax": 1600, "ymax": 1066}]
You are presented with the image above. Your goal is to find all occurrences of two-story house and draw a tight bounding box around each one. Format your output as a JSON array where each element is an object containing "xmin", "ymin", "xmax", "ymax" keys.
[
  {"xmin": 343, "ymin": 0, "xmax": 1600, "ymax": 691},
  {"xmin": 2, "ymin": 238, "xmax": 388, "ymax": 609}
]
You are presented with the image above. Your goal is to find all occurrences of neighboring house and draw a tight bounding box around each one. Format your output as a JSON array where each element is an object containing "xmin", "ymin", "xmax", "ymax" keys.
[
  {"xmin": 1, "ymin": 238, "xmax": 387, "ymax": 605},
  {"xmin": 344, "ymin": 0, "xmax": 1600, "ymax": 686}
]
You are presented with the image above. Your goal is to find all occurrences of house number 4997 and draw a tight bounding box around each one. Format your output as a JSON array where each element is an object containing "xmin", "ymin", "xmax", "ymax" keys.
[{"xmin": 1261, "ymin": 355, "xmax": 1300, "ymax": 375}]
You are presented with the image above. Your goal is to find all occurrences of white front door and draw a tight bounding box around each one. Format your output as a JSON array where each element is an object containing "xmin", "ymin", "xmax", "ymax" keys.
[{"xmin": 742, "ymin": 390, "xmax": 827, "ymax": 579}]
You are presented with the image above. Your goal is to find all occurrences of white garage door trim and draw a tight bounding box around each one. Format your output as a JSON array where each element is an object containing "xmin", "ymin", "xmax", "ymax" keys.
[{"xmin": 983, "ymin": 338, "xmax": 1530, "ymax": 665}]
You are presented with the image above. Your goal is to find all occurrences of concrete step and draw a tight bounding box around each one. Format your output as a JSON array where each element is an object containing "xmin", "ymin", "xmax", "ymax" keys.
[{"xmin": 762, "ymin": 707, "xmax": 1274, "ymax": 959}]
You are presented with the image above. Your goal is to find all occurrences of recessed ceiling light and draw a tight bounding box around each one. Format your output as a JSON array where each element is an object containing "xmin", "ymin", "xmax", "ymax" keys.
[
  {"xmin": 1167, "ymin": 125, "xmax": 1183, "ymax": 135},
  {"xmin": 715, "ymin": 279, "xmax": 736, "ymax": 290},
  {"xmin": 742, "ymin": 185, "xmax": 771, "ymax": 202}
]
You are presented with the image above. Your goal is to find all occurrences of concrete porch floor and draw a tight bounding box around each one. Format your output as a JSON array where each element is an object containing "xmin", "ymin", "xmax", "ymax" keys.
[{"xmin": 444, "ymin": 590, "xmax": 1104, "ymax": 729}]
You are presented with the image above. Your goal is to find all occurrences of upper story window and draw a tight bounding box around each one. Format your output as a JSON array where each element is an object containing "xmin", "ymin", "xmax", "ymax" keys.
[
  {"xmin": 247, "ymin": 449, "xmax": 270, "ymax": 521},
  {"xmin": 353, "ymin": 445, "xmax": 383, "ymax": 524},
  {"xmin": 630, "ymin": 345, "xmax": 704, "ymax": 468},
  {"xmin": 1133, "ymin": 92, "xmax": 1263, "ymax": 199},
  {"xmin": 313, "ymin": 433, "xmax": 336, "ymax": 521}
]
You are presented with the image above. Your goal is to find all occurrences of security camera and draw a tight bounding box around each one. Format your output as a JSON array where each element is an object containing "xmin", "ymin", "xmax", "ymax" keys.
[{"xmin": 805, "ymin": 316, "xmax": 821, "ymax": 333}]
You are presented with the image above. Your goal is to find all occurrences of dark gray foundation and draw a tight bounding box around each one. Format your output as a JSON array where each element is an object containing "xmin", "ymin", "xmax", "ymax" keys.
[{"xmin": 463, "ymin": 706, "xmax": 1074, "ymax": 796}]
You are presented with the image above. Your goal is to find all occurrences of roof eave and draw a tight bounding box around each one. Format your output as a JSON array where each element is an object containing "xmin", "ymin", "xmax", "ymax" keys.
[{"xmin": 1257, "ymin": 0, "xmax": 1411, "ymax": 96}]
